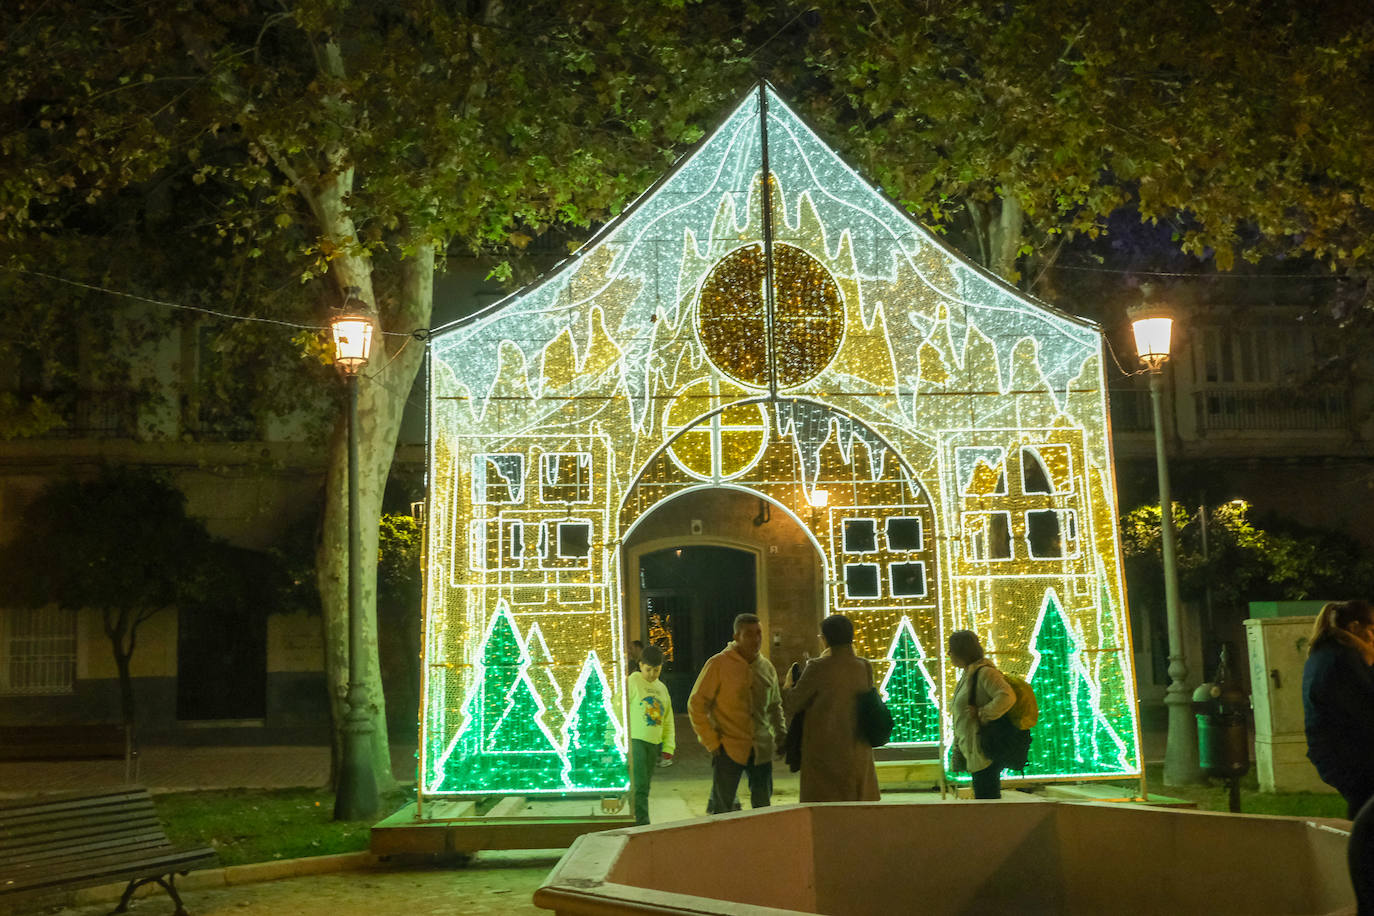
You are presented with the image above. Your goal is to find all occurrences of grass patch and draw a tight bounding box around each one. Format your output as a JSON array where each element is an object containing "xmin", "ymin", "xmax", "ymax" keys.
[
  {"xmin": 155, "ymin": 786, "xmax": 415, "ymax": 867},
  {"xmin": 1139, "ymin": 764, "xmax": 1348, "ymax": 818}
]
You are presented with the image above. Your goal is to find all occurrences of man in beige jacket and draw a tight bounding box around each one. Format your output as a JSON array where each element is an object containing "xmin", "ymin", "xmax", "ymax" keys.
[{"xmin": 687, "ymin": 613, "xmax": 786, "ymax": 814}]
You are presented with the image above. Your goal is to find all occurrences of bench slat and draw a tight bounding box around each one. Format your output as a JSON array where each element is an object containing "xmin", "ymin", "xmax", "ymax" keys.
[
  {"xmin": 0, "ymin": 789, "xmax": 152, "ymax": 817},
  {"xmin": 3, "ymin": 830, "xmax": 173, "ymax": 866},
  {"xmin": 1, "ymin": 808, "xmax": 162, "ymax": 844},
  {"xmin": 2, "ymin": 847, "xmax": 217, "ymax": 895},
  {"xmin": 0, "ymin": 787, "xmax": 216, "ymax": 902}
]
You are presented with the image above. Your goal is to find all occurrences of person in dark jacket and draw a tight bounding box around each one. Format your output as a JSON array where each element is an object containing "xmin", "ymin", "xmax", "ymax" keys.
[
  {"xmin": 1304, "ymin": 599, "xmax": 1374, "ymax": 916},
  {"xmin": 1302, "ymin": 599, "xmax": 1374, "ymax": 819}
]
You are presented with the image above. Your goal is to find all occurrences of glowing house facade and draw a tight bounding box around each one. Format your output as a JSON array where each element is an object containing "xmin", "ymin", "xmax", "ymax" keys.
[{"xmin": 423, "ymin": 84, "xmax": 1142, "ymax": 796}]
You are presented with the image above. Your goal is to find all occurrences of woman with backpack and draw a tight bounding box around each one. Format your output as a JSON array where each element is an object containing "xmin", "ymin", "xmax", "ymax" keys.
[{"xmin": 947, "ymin": 629, "xmax": 1015, "ymax": 799}]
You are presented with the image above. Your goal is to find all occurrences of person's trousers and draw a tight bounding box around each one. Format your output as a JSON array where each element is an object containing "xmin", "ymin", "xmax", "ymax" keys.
[
  {"xmin": 707, "ymin": 748, "xmax": 772, "ymax": 814},
  {"xmin": 1351, "ymin": 792, "xmax": 1374, "ymax": 914},
  {"xmin": 971, "ymin": 763, "xmax": 1002, "ymax": 799},
  {"xmin": 630, "ymin": 739, "xmax": 659, "ymax": 826}
]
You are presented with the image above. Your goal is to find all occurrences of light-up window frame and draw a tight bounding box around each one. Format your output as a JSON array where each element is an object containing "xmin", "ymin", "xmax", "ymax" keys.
[
  {"xmin": 955, "ymin": 446, "xmax": 1009, "ymax": 496},
  {"xmin": 472, "ymin": 453, "xmax": 526, "ymax": 505},
  {"xmin": 886, "ymin": 516, "xmax": 924, "ymax": 551},
  {"xmin": 539, "ymin": 452, "xmax": 594, "ymax": 504},
  {"xmin": 1021, "ymin": 443, "xmax": 1075, "ymax": 496},
  {"xmin": 842, "ymin": 517, "xmax": 879, "ymax": 554},
  {"xmin": 962, "ymin": 510, "xmax": 1014, "ymax": 562},
  {"xmin": 1024, "ymin": 508, "xmax": 1081, "ymax": 559},
  {"xmin": 889, "ymin": 561, "xmax": 928, "ymax": 598},
  {"xmin": 538, "ymin": 519, "xmax": 593, "ymax": 569},
  {"xmin": 843, "ymin": 562, "xmax": 882, "ymax": 599}
]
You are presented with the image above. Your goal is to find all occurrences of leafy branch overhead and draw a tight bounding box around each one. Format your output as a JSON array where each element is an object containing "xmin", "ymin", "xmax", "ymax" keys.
[{"xmin": 1121, "ymin": 500, "xmax": 1374, "ymax": 611}]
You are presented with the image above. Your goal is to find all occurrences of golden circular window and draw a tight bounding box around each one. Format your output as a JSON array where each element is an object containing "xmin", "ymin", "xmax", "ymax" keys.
[
  {"xmin": 665, "ymin": 379, "xmax": 768, "ymax": 480},
  {"xmin": 695, "ymin": 243, "xmax": 844, "ymax": 389}
]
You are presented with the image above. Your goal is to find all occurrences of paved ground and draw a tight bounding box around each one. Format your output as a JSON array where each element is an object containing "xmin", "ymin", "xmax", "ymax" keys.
[
  {"xmin": 12, "ymin": 718, "xmax": 1169, "ymax": 916},
  {"xmin": 45, "ymin": 853, "xmax": 555, "ymax": 916}
]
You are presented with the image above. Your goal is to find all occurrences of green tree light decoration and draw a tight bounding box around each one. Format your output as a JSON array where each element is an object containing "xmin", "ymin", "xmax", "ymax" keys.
[
  {"xmin": 1094, "ymin": 582, "xmax": 1139, "ymax": 767},
  {"xmin": 561, "ymin": 651, "xmax": 628, "ymax": 791},
  {"xmin": 525, "ymin": 621, "xmax": 566, "ymax": 733},
  {"xmin": 434, "ymin": 600, "xmax": 565, "ymax": 793},
  {"xmin": 1026, "ymin": 591, "xmax": 1129, "ymax": 776},
  {"xmin": 880, "ymin": 616, "xmax": 941, "ymax": 744}
]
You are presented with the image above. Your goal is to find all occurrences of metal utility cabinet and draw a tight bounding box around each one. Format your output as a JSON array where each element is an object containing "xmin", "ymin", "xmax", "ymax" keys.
[{"xmin": 1244, "ymin": 606, "xmax": 1336, "ymax": 794}]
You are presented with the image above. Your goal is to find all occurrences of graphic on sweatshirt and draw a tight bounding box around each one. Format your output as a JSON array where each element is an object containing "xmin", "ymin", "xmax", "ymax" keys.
[{"xmin": 639, "ymin": 694, "xmax": 666, "ymax": 728}]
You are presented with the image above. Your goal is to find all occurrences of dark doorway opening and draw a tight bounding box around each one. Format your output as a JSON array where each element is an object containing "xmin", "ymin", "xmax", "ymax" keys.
[
  {"xmin": 639, "ymin": 546, "xmax": 756, "ymax": 710},
  {"xmin": 176, "ymin": 605, "xmax": 267, "ymax": 721}
]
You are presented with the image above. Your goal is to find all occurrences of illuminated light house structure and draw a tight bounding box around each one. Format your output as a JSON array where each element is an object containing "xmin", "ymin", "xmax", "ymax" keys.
[{"xmin": 423, "ymin": 83, "xmax": 1142, "ymax": 795}]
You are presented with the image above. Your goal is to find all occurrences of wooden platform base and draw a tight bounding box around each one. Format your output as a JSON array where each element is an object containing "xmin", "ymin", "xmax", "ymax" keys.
[{"xmin": 370, "ymin": 797, "xmax": 635, "ymax": 857}]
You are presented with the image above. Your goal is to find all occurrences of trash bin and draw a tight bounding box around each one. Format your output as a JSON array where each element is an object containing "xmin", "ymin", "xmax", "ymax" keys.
[{"xmin": 1193, "ymin": 644, "xmax": 1251, "ymax": 812}]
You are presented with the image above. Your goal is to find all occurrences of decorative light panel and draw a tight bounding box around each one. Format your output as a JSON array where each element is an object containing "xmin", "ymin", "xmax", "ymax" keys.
[{"xmin": 424, "ymin": 84, "xmax": 1141, "ymax": 795}]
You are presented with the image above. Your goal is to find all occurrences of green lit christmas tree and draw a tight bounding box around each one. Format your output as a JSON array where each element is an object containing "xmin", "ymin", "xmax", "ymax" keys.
[
  {"xmin": 880, "ymin": 616, "xmax": 941, "ymax": 744},
  {"xmin": 525, "ymin": 622, "xmax": 565, "ymax": 733},
  {"xmin": 1025, "ymin": 591, "xmax": 1128, "ymax": 776},
  {"xmin": 1093, "ymin": 582, "xmax": 1137, "ymax": 770},
  {"xmin": 561, "ymin": 651, "xmax": 628, "ymax": 791},
  {"xmin": 433, "ymin": 600, "xmax": 565, "ymax": 793}
]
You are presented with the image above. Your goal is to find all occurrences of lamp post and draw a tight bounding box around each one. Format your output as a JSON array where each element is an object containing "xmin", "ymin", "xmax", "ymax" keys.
[
  {"xmin": 1130, "ymin": 303, "xmax": 1203, "ymax": 786},
  {"xmin": 330, "ymin": 301, "xmax": 380, "ymax": 820}
]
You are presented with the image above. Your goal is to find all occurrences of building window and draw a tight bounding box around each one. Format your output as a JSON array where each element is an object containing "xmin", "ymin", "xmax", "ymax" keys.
[{"xmin": 1, "ymin": 607, "xmax": 77, "ymax": 695}]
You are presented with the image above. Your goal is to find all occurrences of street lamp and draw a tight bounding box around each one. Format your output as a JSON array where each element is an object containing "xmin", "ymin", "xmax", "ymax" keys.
[
  {"xmin": 330, "ymin": 298, "xmax": 380, "ymax": 820},
  {"xmin": 1130, "ymin": 300, "xmax": 1203, "ymax": 786}
]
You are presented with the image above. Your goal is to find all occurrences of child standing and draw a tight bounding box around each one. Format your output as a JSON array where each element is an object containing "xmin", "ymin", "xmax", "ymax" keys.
[{"xmin": 627, "ymin": 644, "xmax": 675, "ymax": 825}]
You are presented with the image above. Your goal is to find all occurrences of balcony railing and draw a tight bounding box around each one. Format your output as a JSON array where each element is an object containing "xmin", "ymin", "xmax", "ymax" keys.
[
  {"xmin": 1195, "ymin": 386, "xmax": 1349, "ymax": 432},
  {"xmin": 10, "ymin": 389, "xmax": 136, "ymax": 439}
]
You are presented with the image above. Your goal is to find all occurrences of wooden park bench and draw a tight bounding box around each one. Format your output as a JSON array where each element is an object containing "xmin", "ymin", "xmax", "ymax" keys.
[
  {"xmin": 0, "ymin": 723, "xmax": 139, "ymax": 782},
  {"xmin": 0, "ymin": 787, "xmax": 217, "ymax": 915}
]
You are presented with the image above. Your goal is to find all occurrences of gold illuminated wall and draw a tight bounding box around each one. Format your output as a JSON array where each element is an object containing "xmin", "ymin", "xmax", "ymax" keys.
[{"xmin": 423, "ymin": 85, "xmax": 1141, "ymax": 795}]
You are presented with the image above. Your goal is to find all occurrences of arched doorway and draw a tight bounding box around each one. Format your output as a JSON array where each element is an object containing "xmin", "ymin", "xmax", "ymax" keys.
[
  {"xmin": 636, "ymin": 545, "xmax": 755, "ymax": 710},
  {"xmin": 621, "ymin": 486, "xmax": 827, "ymax": 711}
]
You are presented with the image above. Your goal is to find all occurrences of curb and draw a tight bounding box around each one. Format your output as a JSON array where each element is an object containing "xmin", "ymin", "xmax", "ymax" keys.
[{"xmin": 69, "ymin": 851, "xmax": 384, "ymax": 908}]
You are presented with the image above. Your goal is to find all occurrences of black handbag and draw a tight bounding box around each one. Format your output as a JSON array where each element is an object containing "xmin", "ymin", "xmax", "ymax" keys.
[
  {"xmin": 857, "ymin": 660, "xmax": 894, "ymax": 747},
  {"xmin": 784, "ymin": 709, "xmax": 805, "ymax": 773},
  {"xmin": 973, "ymin": 667, "xmax": 1033, "ymax": 771}
]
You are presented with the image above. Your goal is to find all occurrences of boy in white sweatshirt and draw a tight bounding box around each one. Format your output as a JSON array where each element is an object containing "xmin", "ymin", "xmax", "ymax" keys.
[{"xmin": 627, "ymin": 644, "xmax": 675, "ymax": 825}]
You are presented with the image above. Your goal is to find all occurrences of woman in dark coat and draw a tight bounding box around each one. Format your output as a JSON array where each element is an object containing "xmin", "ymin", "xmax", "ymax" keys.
[
  {"xmin": 782, "ymin": 614, "xmax": 880, "ymax": 802},
  {"xmin": 1303, "ymin": 600, "xmax": 1374, "ymax": 914},
  {"xmin": 1302, "ymin": 599, "xmax": 1374, "ymax": 819}
]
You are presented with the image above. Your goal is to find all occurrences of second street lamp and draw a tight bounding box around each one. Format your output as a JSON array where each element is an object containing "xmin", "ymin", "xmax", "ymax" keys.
[
  {"xmin": 330, "ymin": 298, "xmax": 381, "ymax": 821},
  {"xmin": 1130, "ymin": 301, "xmax": 1204, "ymax": 787}
]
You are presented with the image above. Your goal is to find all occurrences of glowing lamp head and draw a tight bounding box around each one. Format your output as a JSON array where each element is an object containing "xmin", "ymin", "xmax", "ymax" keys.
[
  {"xmin": 1128, "ymin": 302, "xmax": 1174, "ymax": 371},
  {"xmin": 330, "ymin": 308, "xmax": 375, "ymax": 375},
  {"xmin": 807, "ymin": 488, "xmax": 829, "ymax": 508}
]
